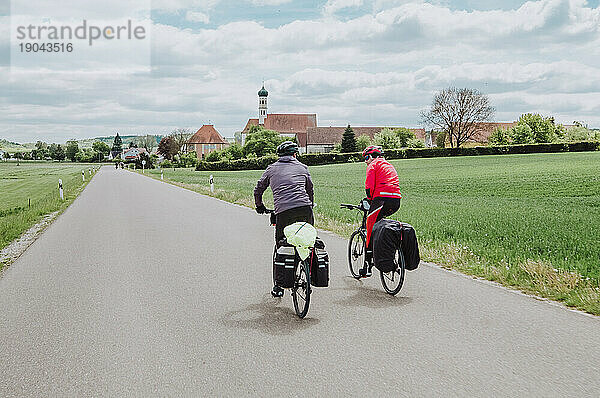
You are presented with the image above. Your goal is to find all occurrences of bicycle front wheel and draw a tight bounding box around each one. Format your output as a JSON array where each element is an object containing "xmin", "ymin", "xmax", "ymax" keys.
[
  {"xmin": 348, "ymin": 230, "xmax": 366, "ymax": 279},
  {"xmin": 292, "ymin": 260, "xmax": 311, "ymax": 318},
  {"xmin": 380, "ymin": 249, "xmax": 406, "ymax": 295}
]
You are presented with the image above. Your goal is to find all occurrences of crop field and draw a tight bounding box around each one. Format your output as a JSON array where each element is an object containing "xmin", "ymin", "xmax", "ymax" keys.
[
  {"xmin": 147, "ymin": 151, "xmax": 600, "ymax": 313},
  {"xmin": 0, "ymin": 162, "xmax": 95, "ymax": 263}
]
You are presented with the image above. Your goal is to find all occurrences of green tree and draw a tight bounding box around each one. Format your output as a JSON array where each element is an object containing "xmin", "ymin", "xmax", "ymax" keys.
[
  {"xmin": 209, "ymin": 143, "xmax": 245, "ymax": 161},
  {"xmin": 52, "ymin": 144, "xmax": 66, "ymax": 161},
  {"xmin": 488, "ymin": 127, "xmax": 512, "ymax": 145},
  {"xmin": 243, "ymin": 126, "xmax": 286, "ymax": 157},
  {"xmin": 48, "ymin": 143, "xmax": 58, "ymax": 159},
  {"xmin": 111, "ymin": 133, "xmax": 123, "ymax": 153},
  {"xmin": 407, "ymin": 138, "xmax": 425, "ymax": 148},
  {"xmin": 394, "ymin": 128, "xmax": 416, "ymax": 147},
  {"xmin": 563, "ymin": 126, "xmax": 600, "ymax": 142},
  {"xmin": 92, "ymin": 141, "xmax": 110, "ymax": 158},
  {"xmin": 510, "ymin": 124, "xmax": 534, "ymax": 144},
  {"xmin": 205, "ymin": 150, "xmax": 222, "ymax": 162},
  {"xmin": 65, "ymin": 140, "xmax": 79, "ymax": 162},
  {"xmin": 34, "ymin": 141, "xmax": 48, "ymax": 159},
  {"xmin": 177, "ymin": 151, "xmax": 198, "ymax": 167},
  {"xmin": 356, "ymin": 135, "xmax": 371, "ymax": 151},
  {"xmin": 341, "ymin": 124, "xmax": 357, "ymax": 153},
  {"xmin": 373, "ymin": 128, "xmax": 400, "ymax": 149},
  {"xmin": 75, "ymin": 148, "xmax": 97, "ymax": 163},
  {"xmin": 517, "ymin": 114, "xmax": 557, "ymax": 143}
]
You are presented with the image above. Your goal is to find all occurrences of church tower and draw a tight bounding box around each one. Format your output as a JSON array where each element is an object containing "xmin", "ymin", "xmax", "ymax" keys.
[{"xmin": 258, "ymin": 84, "xmax": 268, "ymax": 125}]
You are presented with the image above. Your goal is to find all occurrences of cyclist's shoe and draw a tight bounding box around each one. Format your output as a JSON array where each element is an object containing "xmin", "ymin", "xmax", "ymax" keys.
[
  {"xmin": 358, "ymin": 267, "xmax": 372, "ymax": 278},
  {"xmin": 271, "ymin": 285, "xmax": 284, "ymax": 297}
]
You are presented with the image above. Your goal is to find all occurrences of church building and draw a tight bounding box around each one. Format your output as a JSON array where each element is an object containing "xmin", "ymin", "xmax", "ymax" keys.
[{"xmin": 241, "ymin": 85, "xmax": 317, "ymax": 153}]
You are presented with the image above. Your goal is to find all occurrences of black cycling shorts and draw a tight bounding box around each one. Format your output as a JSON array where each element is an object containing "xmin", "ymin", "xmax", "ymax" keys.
[
  {"xmin": 275, "ymin": 205, "xmax": 314, "ymax": 246},
  {"xmin": 369, "ymin": 197, "xmax": 400, "ymax": 223}
]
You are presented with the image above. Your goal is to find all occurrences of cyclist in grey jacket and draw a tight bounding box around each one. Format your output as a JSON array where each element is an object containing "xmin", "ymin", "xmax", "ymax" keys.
[{"xmin": 254, "ymin": 141, "xmax": 314, "ymax": 297}]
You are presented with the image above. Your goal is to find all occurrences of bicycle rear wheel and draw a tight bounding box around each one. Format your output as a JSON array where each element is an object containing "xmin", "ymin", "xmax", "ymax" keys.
[
  {"xmin": 380, "ymin": 249, "xmax": 406, "ymax": 295},
  {"xmin": 292, "ymin": 260, "xmax": 311, "ymax": 318},
  {"xmin": 348, "ymin": 230, "xmax": 366, "ymax": 279}
]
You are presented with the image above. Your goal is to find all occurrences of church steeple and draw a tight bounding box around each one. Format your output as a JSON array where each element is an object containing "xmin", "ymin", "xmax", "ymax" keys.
[{"xmin": 258, "ymin": 83, "xmax": 268, "ymax": 125}]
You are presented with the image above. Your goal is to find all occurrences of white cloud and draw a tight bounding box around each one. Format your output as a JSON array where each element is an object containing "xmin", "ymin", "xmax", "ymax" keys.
[
  {"xmin": 185, "ymin": 11, "xmax": 210, "ymax": 23},
  {"xmin": 323, "ymin": 0, "xmax": 364, "ymax": 15}
]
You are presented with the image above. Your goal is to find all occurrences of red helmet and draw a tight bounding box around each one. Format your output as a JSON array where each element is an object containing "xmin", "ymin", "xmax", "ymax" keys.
[{"xmin": 362, "ymin": 145, "xmax": 383, "ymax": 159}]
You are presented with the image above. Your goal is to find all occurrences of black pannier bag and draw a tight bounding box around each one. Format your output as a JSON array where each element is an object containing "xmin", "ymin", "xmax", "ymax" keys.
[
  {"xmin": 400, "ymin": 223, "xmax": 420, "ymax": 271},
  {"xmin": 273, "ymin": 244, "xmax": 296, "ymax": 288},
  {"xmin": 372, "ymin": 219, "xmax": 420, "ymax": 272},
  {"xmin": 310, "ymin": 238, "xmax": 329, "ymax": 287}
]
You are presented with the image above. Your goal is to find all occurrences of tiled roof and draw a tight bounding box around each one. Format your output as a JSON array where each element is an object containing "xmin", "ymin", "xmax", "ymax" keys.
[
  {"xmin": 264, "ymin": 114, "xmax": 317, "ymax": 134},
  {"xmin": 243, "ymin": 119, "xmax": 259, "ymax": 134},
  {"xmin": 306, "ymin": 127, "xmax": 426, "ymax": 145},
  {"xmin": 187, "ymin": 125, "xmax": 228, "ymax": 144}
]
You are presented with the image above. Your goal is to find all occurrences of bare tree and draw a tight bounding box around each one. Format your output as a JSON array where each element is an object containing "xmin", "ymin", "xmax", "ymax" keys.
[
  {"xmin": 135, "ymin": 134, "xmax": 158, "ymax": 152},
  {"xmin": 169, "ymin": 128, "xmax": 192, "ymax": 152},
  {"xmin": 421, "ymin": 87, "xmax": 495, "ymax": 148}
]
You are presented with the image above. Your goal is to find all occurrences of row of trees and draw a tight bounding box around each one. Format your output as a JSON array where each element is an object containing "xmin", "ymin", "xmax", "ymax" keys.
[
  {"xmin": 489, "ymin": 115, "xmax": 600, "ymax": 145},
  {"xmin": 6, "ymin": 140, "xmax": 111, "ymax": 162},
  {"xmin": 340, "ymin": 125, "xmax": 425, "ymax": 152}
]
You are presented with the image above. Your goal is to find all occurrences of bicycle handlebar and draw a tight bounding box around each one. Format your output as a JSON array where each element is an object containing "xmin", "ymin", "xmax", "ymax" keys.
[{"xmin": 340, "ymin": 203, "xmax": 366, "ymax": 212}]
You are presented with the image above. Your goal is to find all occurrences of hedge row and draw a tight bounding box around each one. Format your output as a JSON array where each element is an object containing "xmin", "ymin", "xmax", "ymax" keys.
[{"xmin": 196, "ymin": 141, "xmax": 600, "ymax": 171}]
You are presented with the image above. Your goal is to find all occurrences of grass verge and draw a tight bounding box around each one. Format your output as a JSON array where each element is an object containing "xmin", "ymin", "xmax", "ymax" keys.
[
  {"xmin": 137, "ymin": 152, "xmax": 600, "ymax": 315},
  {"xmin": 0, "ymin": 162, "xmax": 98, "ymax": 272}
]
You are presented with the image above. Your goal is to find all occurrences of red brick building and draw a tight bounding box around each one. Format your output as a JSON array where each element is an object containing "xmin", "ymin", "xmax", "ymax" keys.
[{"xmin": 184, "ymin": 125, "xmax": 229, "ymax": 159}]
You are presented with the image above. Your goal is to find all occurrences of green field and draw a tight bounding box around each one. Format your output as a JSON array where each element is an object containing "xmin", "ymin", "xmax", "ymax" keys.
[
  {"xmin": 146, "ymin": 152, "xmax": 600, "ymax": 313},
  {"xmin": 0, "ymin": 162, "xmax": 96, "ymax": 266}
]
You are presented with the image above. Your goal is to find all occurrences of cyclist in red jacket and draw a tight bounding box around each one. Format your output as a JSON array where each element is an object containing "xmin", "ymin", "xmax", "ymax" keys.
[{"xmin": 362, "ymin": 145, "xmax": 402, "ymax": 276}]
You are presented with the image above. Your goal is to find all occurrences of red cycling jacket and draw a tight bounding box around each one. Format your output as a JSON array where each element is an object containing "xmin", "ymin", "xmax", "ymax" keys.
[{"xmin": 365, "ymin": 157, "xmax": 402, "ymax": 200}]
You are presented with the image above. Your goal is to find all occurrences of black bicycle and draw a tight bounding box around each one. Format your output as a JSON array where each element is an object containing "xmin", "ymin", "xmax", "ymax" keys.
[
  {"xmin": 340, "ymin": 199, "xmax": 406, "ymax": 295},
  {"xmin": 265, "ymin": 210, "xmax": 312, "ymax": 318}
]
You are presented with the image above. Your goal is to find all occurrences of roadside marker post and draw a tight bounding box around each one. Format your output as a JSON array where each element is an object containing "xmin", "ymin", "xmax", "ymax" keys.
[
  {"xmin": 82, "ymin": 170, "xmax": 85, "ymax": 182},
  {"xmin": 161, "ymin": 170, "xmax": 164, "ymax": 180},
  {"xmin": 210, "ymin": 175, "xmax": 214, "ymax": 193},
  {"xmin": 58, "ymin": 179, "xmax": 64, "ymax": 200}
]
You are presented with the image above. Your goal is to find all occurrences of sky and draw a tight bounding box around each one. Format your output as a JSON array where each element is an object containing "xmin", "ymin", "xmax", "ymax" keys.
[{"xmin": 1, "ymin": 0, "xmax": 600, "ymax": 143}]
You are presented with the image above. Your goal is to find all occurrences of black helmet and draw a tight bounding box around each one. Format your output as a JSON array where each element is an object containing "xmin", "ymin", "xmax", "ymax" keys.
[{"xmin": 277, "ymin": 141, "xmax": 299, "ymax": 156}]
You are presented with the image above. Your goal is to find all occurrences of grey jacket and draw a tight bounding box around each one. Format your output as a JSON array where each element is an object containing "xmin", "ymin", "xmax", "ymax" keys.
[{"xmin": 254, "ymin": 155, "xmax": 314, "ymax": 214}]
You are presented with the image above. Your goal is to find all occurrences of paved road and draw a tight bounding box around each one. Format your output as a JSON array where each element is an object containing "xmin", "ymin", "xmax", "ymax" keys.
[{"xmin": 1, "ymin": 166, "xmax": 598, "ymax": 397}]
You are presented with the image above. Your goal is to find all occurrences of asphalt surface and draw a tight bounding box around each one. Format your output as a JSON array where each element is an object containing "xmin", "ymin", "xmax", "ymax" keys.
[{"xmin": 1, "ymin": 166, "xmax": 599, "ymax": 397}]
